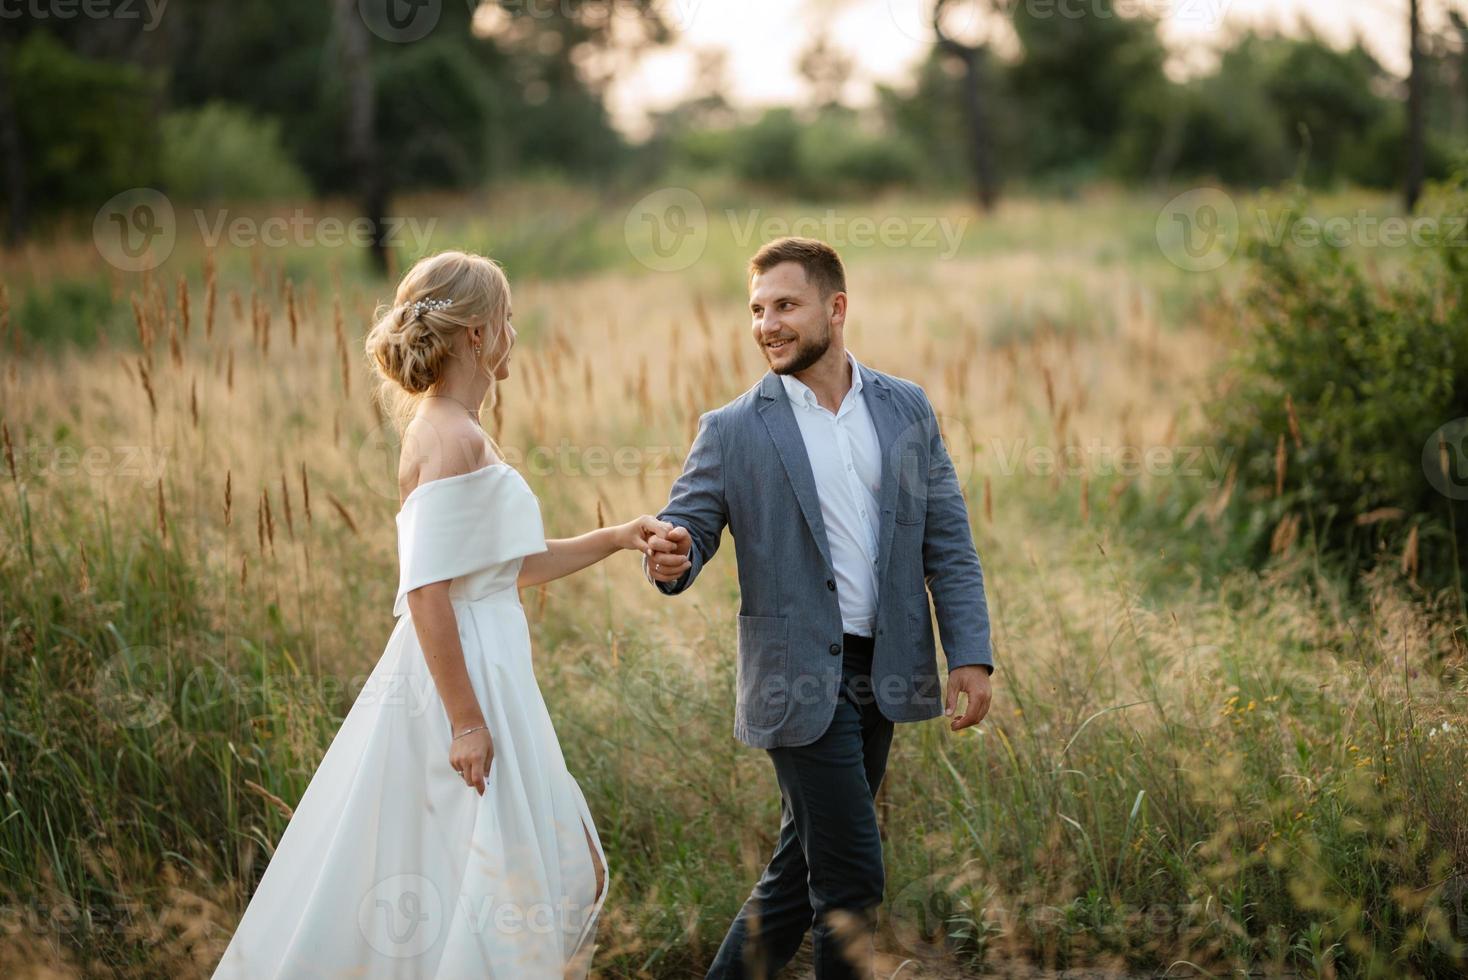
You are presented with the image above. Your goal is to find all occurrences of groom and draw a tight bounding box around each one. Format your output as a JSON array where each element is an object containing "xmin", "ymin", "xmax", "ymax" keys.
[{"xmin": 642, "ymin": 236, "xmax": 995, "ymax": 979}]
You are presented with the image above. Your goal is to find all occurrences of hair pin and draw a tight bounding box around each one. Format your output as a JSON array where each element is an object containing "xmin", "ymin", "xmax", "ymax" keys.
[{"xmin": 407, "ymin": 297, "xmax": 453, "ymax": 320}]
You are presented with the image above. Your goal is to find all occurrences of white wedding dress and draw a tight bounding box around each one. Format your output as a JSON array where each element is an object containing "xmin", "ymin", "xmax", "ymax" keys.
[{"xmin": 212, "ymin": 461, "xmax": 608, "ymax": 979}]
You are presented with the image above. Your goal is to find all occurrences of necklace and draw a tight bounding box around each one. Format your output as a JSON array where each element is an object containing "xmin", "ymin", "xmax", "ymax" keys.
[
  {"xmin": 425, "ymin": 392, "xmax": 473, "ymax": 411},
  {"xmin": 424, "ymin": 393, "xmax": 480, "ymax": 420}
]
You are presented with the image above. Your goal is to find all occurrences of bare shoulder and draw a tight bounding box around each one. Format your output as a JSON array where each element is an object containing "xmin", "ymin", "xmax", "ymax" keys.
[{"xmin": 398, "ymin": 409, "xmax": 497, "ymax": 503}]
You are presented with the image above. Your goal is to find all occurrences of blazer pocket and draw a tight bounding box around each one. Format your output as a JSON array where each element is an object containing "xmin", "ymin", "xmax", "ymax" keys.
[
  {"xmin": 895, "ymin": 448, "xmax": 926, "ymax": 524},
  {"xmin": 736, "ymin": 614, "xmax": 791, "ymax": 727},
  {"xmin": 906, "ymin": 590, "xmax": 935, "ymax": 650}
]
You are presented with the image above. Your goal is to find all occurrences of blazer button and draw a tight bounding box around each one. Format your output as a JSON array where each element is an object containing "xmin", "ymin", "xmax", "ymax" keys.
[
  {"xmin": 826, "ymin": 579, "xmax": 836, "ymax": 591},
  {"xmin": 829, "ymin": 643, "xmax": 841, "ymax": 656}
]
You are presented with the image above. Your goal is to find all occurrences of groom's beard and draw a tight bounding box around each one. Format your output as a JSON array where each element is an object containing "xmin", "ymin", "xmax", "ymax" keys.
[{"xmin": 769, "ymin": 324, "xmax": 831, "ymax": 375}]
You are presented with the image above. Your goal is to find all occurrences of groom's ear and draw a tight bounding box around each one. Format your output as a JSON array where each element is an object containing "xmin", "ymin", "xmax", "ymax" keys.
[{"xmin": 827, "ymin": 291, "xmax": 847, "ymax": 328}]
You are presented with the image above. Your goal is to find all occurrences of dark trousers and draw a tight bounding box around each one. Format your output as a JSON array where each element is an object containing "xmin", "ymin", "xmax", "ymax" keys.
[{"xmin": 706, "ymin": 633, "xmax": 895, "ymax": 980}]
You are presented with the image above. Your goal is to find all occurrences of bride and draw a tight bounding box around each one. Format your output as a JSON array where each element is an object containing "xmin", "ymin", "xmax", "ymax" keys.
[{"xmin": 211, "ymin": 250, "xmax": 686, "ymax": 978}]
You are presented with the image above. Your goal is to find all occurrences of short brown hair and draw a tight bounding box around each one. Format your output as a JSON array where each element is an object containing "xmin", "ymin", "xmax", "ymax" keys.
[{"xmin": 748, "ymin": 236, "xmax": 846, "ymax": 298}]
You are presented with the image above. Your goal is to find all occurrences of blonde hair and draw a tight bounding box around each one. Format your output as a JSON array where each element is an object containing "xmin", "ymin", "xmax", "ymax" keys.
[{"xmin": 363, "ymin": 250, "xmax": 511, "ymax": 440}]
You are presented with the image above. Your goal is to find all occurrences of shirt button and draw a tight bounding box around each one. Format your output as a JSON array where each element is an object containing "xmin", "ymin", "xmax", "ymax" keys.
[
  {"xmin": 829, "ymin": 643, "xmax": 842, "ymax": 656},
  {"xmin": 827, "ymin": 579, "xmax": 836, "ymax": 591}
]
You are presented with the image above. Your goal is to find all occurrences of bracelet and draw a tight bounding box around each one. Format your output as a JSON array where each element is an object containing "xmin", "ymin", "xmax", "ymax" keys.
[{"xmin": 452, "ymin": 724, "xmax": 487, "ymax": 740}]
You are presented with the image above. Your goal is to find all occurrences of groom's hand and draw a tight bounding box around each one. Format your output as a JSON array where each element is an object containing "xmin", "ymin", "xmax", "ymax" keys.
[
  {"xmin": 945, "ymin": 665, "xmax": 992, "ymax": 732},
  {"xmin": 645, "ymin": 525, "xmax": 693, "ymax": 583}
]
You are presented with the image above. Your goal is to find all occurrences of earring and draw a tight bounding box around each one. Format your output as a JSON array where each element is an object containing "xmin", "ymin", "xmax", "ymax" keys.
[{"xmin": 474, "ymin": 345, "xmax": 482, "ymax": 356}]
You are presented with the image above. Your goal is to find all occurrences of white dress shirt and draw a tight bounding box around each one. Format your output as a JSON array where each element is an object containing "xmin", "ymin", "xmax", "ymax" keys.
[{"xmin": 780, "ymin": 350, "xmax": 883, "ymax": 637}]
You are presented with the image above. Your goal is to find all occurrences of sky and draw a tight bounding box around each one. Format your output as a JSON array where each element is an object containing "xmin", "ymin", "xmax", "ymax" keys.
[{"xmin": 603, "ymin": 0, "xmax": 1436, "ymax": 137}]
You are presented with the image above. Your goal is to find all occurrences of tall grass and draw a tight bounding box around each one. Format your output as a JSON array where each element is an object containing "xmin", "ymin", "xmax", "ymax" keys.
[{"xmin": 0, "ymin": 185, "xmax": 1464, "ymax": 977}]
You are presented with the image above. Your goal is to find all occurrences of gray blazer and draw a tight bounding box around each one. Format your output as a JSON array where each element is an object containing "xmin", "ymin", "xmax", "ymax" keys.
[{"xmin": 653, "ymin": 362, "xmax": 995, "ymax": 749}]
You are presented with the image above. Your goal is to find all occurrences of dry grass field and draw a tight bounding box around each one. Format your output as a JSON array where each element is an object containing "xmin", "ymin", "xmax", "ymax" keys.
[{"xmin": 1, "ymin": 185, "xmax": 1464, "ymax": 977}]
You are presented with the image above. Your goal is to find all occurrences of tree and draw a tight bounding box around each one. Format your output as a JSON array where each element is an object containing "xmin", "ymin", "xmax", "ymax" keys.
[
  {"xmin": 332, "ymin": 0, "xmax": 388, "ymax": 274},
  {"xmin": 1407, "ymin": 0, "xmax": 1426, "ymax": 210},
  {"xmin": 0, "ymin": 41, "xmax": 28, "ymax": 244},
  {"xmin": 3, "ymin": 32, "xmax": 159, "ymax": 219},
  {"xmin": 933, "ymin": 0, "xmax": 1001, "ymax": 211},
  {"xmin": 797, "ymin": 33, "xmax": 855, "ymax": 112},
  {"xmin": 1006, "ymin": 0, "xmax": 1168, "ymax": 177}
]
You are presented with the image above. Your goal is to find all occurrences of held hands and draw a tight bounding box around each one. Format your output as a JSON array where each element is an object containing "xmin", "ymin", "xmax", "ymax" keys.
[
  {"xmin": 617, "ymin": 515, "xmax": 692, "ymax": 581},
  {"xmin": 450, "ymin": 726, "xmax": 493, "ymax": 796},
  {"xmin": 643, "ymin": 523, "xmax": 693, "ymax": 583},
  {"xmin": 616, "ymin": 515, "xmax": 674, "ymax": 554},
  {"xmin": 944, "ymin": 665, "xmax": 992, "ymax": 732}
]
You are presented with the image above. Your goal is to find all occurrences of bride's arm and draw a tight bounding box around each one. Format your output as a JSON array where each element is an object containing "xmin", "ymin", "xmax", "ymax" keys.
[
  {"xmin": 406, "ymin": 582, "xmax": 488, "ymax": 735},
  {"xmin": 516, "ymin": 515, "xmax": 672, "ymax": 589}
]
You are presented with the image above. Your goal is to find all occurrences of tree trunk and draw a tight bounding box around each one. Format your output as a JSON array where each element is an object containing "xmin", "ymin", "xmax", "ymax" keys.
[
  {"xmin": 334, "ymin": 0, "xmax": 388, "ymax": 274},
  {"xmin": 0, "ymin": 40, "xmax": 29, "ymax": 246},
  {"xmin": 960, "ymin": 47, "xmax": 1000, "ymax": 212},
  {"xmin": 1406, "ymin": 0, "xmax": 1426, "ymax": 212},
  {"xmin": 934, "ymin": 0, "xmax": 1001, "ymax": 212},
  {"xmin": 1454, "ymin": 13, "xmax": 1468, "ymax": 136}
]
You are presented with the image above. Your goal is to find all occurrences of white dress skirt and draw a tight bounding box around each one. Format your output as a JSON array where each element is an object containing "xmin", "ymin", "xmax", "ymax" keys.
[{"xmin": 211, "ymin": 462, "xmax": 608, "ymax": 978}]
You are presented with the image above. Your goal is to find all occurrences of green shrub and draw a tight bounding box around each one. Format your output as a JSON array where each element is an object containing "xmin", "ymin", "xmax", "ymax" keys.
[
  {"xmin": 1340, "ymin": 112, "xmax": 1460, "ymax": 190},
  {"xmin": 159, "ymin": 102, "xmax": 312, "ymax": 202},
  {"xmin": 6, "ymin": 31, "xmax": 160, "ymax": 212},
  {"xmin": 793, "ymin": 113, "xmax": 920, "ymax": 195},
  {"xmin": 728, "ymin": 108, "xmax": 803, "ymax": 188},
  {"xmin": 674, "ymin": 108, "xmax": 920, "ymax": 196},
  {"xmin": 1201, "ymin": 175, "xmax": 1468, "ymax": 591},
  {"xmin": 371, "ymin": 39, "xmax": 498, "ymax": 191},
  {"xmin": 1113, "ymin": 68, "xmax": 1295, "ymax": 186},
  {"xmin": 15, "ymin": 277, "xmax": 126, "ymax": 349}
]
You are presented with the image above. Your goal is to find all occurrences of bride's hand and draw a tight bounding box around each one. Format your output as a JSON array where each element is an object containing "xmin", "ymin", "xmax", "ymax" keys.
[
  {"xmin": 450, "ymin": 728, "xmax": 494, "ymax": 796},
  {"xmin": 616, "ymin": 515, "xmax": 672, "ymax": 554}
]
